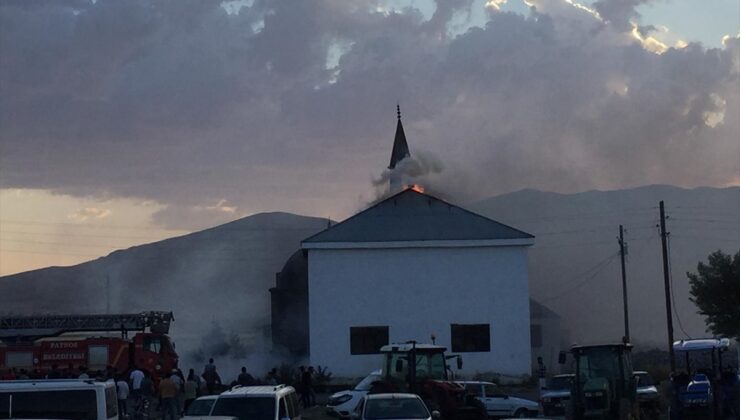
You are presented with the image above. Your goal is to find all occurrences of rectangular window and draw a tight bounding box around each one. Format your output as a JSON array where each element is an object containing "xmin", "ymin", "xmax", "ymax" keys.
[
  {"xmin": 451, "ymin": 324, "xmax": 490, "ymax": 352},
  {"xmin": 530, "ymin": 325, "xmax": 543, "ymax": 348},
  {"xmin": 350, "ymin": 326, "xmax": 389, "ymax": 355}
]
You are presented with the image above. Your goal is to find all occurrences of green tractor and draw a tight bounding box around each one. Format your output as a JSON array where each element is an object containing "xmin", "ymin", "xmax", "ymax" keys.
[{"xmin": 566, "ymin": 343, "xmax": 640, "ymax": 420}]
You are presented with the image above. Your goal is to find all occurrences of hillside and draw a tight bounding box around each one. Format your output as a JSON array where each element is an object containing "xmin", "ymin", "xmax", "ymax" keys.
[
  {"xmin": 0, "ymin": 212, "xmax": 328, "ymax": 368},
  {"xmin": 470, "ymin": 185, "xmax": 740, "ymax": 348}
]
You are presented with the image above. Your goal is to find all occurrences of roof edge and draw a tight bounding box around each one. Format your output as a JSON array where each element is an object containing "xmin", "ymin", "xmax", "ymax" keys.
[{"xmin": 302, "ymin": 238, "xmax": 535, "ymax": 250}]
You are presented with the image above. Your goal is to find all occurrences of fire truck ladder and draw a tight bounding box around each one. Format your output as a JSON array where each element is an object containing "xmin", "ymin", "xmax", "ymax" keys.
[{"xmin": 0, "ymin": 311, "xmax": 173, "ymax": 341}]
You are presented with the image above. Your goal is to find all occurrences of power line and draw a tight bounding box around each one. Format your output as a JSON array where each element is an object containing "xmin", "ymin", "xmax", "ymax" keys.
[
  {"xmin": 666, "ymin": 235, "xmax": 692, "ymax": 339},
  {"xmin": 537, "ymin": 251, "xmax": 620, "ymax": 303}
]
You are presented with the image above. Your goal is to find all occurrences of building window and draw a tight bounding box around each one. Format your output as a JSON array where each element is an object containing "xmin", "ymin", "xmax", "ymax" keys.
[
  {"xmin": 350, "ymin": 326, "xmax": 389, "ymax": 355},
  {"xmin": 531, "ymin": 325, "xmax": 542, "ymax": 348},
  {"xmin": 451, "ymin": 324, "xmax": 490, "ymax": 352}
]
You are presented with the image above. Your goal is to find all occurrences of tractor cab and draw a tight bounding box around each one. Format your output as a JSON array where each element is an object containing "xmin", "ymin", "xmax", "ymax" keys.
[
  {"xmin": 379, "ymin": 343, "xmax": 462, "ymax": 392},
  {"xmin": 569, "ymin": 343, "xmax": 638, "ymax": 420}
]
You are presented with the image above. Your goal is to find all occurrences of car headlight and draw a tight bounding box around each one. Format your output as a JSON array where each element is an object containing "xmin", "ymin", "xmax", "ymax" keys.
[{"xmin": 328, "ymin": 394, "xmax": 352, "ymax": 406}]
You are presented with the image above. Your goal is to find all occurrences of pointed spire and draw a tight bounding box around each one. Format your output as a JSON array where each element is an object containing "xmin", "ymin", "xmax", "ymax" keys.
[{"xmin": 389, "ymin": 105, "xmax": 410, "ymax": 169}]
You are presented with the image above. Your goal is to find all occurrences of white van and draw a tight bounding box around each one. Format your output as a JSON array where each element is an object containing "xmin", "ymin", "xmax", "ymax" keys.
[
  {"xmin": 187, "ymin": 385, "xmax": 301, "ymax": 420},
  {"xmin": 0, "ymin": 379, "xmax": 118, "ymax": 420}
]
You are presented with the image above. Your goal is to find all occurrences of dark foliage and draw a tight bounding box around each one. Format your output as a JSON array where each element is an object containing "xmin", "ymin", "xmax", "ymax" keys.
[{"xmin": 687, "ymin": 250, "xmax": 740, "ymax": 339}]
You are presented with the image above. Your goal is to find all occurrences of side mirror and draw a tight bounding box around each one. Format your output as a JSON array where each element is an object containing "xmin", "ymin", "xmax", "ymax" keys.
[
  {"xmin": 395, "ymin": 359, "xmax": 404, "ymax": 372},
  {"xmin": 558, "ymin": 351, "xmax": 567, "ymax": 365},
  {"xmin": 457, "ymin": 356, "xmax": 463, "ymax": 370},
  {"xmin": 431, "ymin": 410, "xmax": 441, "ymax": 419}
]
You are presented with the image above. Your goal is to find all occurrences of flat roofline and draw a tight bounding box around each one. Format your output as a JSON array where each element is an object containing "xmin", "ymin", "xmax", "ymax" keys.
[{"xmin": 303, "ymin": 238, "xmax": 535, "ymax": 250}]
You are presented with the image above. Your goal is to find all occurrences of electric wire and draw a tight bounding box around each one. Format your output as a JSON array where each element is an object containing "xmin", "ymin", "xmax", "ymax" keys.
[
  {"xmin": 537, "ymin": 251, "xmax": 621, "ymax": 303},
  {"xmin": 666, "ymin": 233, "xmax": 692, "ymax": 339}
]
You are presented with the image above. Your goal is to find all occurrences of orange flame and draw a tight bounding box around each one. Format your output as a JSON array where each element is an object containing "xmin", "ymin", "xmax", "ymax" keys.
[{"xmin": 408, "ymin": 184, "xmax": 425, "ymax": 193}]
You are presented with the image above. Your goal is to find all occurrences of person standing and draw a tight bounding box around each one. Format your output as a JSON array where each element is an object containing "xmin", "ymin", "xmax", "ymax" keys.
[
  {"xmin": 129, "ymin": 365, "xmax": 144, "ymax": 400},
  {"xmin": 265, "ymin": 368, "xmax": 278, "ymax": 385},
  {"xmin": 159, "ymin": 374, "xmax": 178, "ymax": 420},
  {"xmin": 169, "ymin": 369, "xmax": 184, "ymax": 416},
  {"xmin": 202, "ymin": 358, "xmax": 221, "ymax": 395},
  {"xmin": 237, "ymin": 366, "xmax": 255, "ymax": 386},
  {"xmin": 184, "ymin": 371, "xmax": 198, "ymax": 412},
  {"xmin": 116, "ymin": 375, "xmax": 129, "ymax": 417},
  {"xmin": 299, "ymin": 366, "xmax": 311, "ymax": 408}
]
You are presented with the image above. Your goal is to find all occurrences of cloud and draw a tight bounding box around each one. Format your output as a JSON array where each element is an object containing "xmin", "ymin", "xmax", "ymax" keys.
[
  {"xmin": 1, "ymin": 0, "xmax": 738, "ymax": 228},
  {"xmin": 68, "ymin": 207, "xmax": 112, "ymax": 222}
]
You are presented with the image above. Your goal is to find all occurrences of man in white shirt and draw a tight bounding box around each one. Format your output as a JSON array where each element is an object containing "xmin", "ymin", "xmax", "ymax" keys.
[
  {"xmin": 116, "ymin": 376, "xmax": 130, "ymax": 416},
  {"xmin": 129, "ymin": 366, "xmax": 144, "ymax": 400}
]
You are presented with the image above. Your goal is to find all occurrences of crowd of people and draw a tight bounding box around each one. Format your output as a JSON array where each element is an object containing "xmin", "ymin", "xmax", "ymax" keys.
[{"xmin": 0, "ymin": 358, "xmax": 322, "ymax": 418}]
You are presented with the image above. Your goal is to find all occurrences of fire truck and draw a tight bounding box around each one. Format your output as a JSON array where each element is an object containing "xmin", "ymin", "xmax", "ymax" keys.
[{"xmin": 0, "ymin": 311, "xmax": 178, "ymax": 377}]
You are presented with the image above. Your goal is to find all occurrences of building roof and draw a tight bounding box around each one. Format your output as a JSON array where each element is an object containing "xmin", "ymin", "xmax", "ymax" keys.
[
  {"xmin": 388, "ymin": 106, "xmax": 410, "ymax": 169},
  {"xmin": 302, "ymin": 189, "xmax": 534, "ymax": 246}
]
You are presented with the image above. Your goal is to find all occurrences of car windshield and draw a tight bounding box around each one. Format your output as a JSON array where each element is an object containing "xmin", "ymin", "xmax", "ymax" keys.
[
  {"xmin": 548, "ymin": 376, "xmax": 573, "ymax": 390},
  {"xmin": 356, "ymin": 374, "xmax": 381, "ymax": 391},
  {"xmin": 364, "ymin": 397, "xmax": 430, "ymax": 419},
  {"xmin": 186, "ymin": 398, "xmax": 216, "ymax": 415},
  {"xmin": 635, "ymin": 373, "xmax": 654, "ymax": 387},
  {"xmin": 212, "ymin": 396, "xmax": 275, "ymax": 420}
]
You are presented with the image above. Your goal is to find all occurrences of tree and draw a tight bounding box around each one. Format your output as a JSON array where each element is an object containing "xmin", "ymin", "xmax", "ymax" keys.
[{"xmin": 687, "ymin": 250, "xmax": 740, "ymax": 339}]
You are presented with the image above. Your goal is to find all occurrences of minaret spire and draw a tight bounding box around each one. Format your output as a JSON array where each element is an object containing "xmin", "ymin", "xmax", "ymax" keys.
[
  {"xmin": 389, "ymin": 105, "xmax": 411, "ymax": 193},
  {"xmin": 388, "ymin": 105, "xmax": 410, "ymax": 170}
]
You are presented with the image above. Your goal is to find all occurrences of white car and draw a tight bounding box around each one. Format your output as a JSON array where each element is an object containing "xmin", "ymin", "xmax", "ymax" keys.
[
  {"xmin": 457, "ymin": 381, "xmax": 539, "ymax": 418},
  {"xmin": 326, "ymin": 370, "xmax": 382, "ymax": 418},
  {"xmin": 182, "ymin": 385, "xmax": 301, "ymax": 420},
  {"xmin": 353, "ymin": 393, "xmax": 439, "ymax": 420}
]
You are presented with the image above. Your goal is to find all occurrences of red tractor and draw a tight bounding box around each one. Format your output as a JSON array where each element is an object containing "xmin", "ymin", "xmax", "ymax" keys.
[
  {"xmin": 0, "ymin": 311, "xmax": 178, "ymax": 379},
  {"xmin": 370, "ymin": 342, "xmax": 486, "ymax": 420}
]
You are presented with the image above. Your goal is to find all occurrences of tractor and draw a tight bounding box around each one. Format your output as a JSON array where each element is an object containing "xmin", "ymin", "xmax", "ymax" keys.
[
  {"xmin": 670, "ymin": 338, "xmax": 739, "ymax": 419},
  {"xmin": 369, "ymin": 342, "xmax": 486, "ymax": 420},
  {"xmin": 566, "ymin": 343, "xmax": 640, "ymax": 420}
]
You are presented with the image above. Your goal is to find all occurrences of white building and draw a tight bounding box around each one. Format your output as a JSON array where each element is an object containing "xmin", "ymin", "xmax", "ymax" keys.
[{"xmin": 302, "ymin": 188, "xmax": 535, "ymax": 378}]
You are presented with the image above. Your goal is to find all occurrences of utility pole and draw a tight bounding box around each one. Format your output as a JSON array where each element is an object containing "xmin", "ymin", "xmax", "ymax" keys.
[
  {"xmin": 618, "ymin": 225, "xmax": 630, "ymax": 343},
  {"xmin": 105, "ymin": 275, "xmax": 111, "ymax": 315},
  {"xmin": 660, "ymin": 201, "xmax": 676, "ymax": 371}
]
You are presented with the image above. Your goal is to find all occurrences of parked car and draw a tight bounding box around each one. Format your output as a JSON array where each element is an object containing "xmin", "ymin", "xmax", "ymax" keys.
[
  {"xmin": 182, "ymin": 385, "xmax": 301, "ymax": 420},
  {"xmin": 0, "ymin": 378, "xmax": 118, "ymax": 420},
  {"xmin": 182, "ymin": 395, "xmax": 224, "ymax": 419},
  {"xmin": 327, "ymin": 370, "xmax": 382, "ymax": 418},
  {"xmin": 353, "ymin": 393, "xmax": 439, "ymax": 420},
  {"xmin": 457, "ymin": 381, "xmax": 539, "ymax": 418},
  {"xmin": 634, "ymin": 371, "xmax": 661, "ymax": 419},
  {"xmin": 540, "ymin": 374, "xmax": 574, "ymax": 416}
]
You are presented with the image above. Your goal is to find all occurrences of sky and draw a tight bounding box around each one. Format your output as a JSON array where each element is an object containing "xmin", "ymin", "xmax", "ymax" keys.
[{"xmin": 0, "ymin": 0, "xmax": 738, "ymax": 275}]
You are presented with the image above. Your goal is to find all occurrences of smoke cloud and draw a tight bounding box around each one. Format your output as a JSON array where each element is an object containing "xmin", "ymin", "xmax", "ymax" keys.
[{"xmin": 1, "ymin": 0, "xmax": 738, "ymax": 227}]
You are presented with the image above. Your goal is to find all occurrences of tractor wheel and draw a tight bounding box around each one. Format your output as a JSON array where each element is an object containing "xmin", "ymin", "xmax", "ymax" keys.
[{"xmin": 513, "ymin": 408, "xmax": 528, "ymax": 418}]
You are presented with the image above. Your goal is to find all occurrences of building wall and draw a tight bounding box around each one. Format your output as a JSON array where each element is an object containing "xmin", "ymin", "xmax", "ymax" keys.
[{"xmin": 307, "ymin": 245, "xmax": 531, "ymax": 378}]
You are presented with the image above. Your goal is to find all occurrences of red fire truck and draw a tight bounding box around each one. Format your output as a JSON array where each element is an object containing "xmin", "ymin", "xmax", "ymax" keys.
[{"xmin": 0, "ymin": 311, "xmax": 178, "ymax": 377}]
